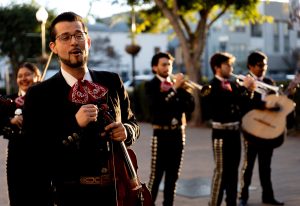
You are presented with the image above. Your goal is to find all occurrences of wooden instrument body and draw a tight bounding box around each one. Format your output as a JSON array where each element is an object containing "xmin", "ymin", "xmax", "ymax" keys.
[{"xmin": 242, "ymin": 94, "xmax": 295, "ymax": 147}]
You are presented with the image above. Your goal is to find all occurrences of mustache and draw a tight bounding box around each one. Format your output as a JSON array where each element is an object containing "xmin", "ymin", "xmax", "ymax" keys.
[{"xmin": 69, "ymin": 48, "xmax": 83, "ymax": 54}]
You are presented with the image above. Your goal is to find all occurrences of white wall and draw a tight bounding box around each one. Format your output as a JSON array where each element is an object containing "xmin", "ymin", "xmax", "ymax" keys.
[{"xmin": 88, "ymin": 31, "xmax": 168, "ymax": 78}]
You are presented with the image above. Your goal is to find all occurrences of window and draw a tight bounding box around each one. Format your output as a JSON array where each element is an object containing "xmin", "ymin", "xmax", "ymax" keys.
[
  {"xmin": 273, "ymin": 22, "xmax": 279, "ymax": 52},
  {"xmin": 251, "ymin": 23, "xmax": 262, "ymax": 37},
  {"xmin": 283, "ymin": 23, "xmax": 290, "ymax": 52},
  {"xmin": 154, "ymin": 47, "xmax": 160, "ymax": 54}
]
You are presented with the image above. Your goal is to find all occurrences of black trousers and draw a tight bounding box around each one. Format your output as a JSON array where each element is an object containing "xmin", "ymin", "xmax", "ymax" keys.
[
  {"xmin": 148, "ymin": 128, "xmax": 185, "ymax": 206},
  {"xmin": 209, "ymin": 129, "xmax": 241, "ymax": 206},
  {"xmin": 239, "ymin": 133, "xmax": 275, "ymax": 202}
]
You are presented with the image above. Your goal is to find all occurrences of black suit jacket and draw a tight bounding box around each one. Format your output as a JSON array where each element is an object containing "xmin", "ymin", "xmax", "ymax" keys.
[
  {"xmin": 22, "ymin": 69, "xmax": 139, "ymax": 205},
  {"xmin": 145, "ymin": 76, "xmax": 195, "ymax": 126},
  {"xmin": 202, "ymin": 77, "xmax": 250, "ymax": 123}
]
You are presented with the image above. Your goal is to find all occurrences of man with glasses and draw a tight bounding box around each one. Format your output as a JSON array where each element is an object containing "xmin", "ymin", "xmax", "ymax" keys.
[
  {"xmin": 21, "ymin": 12, "xmax": 140, "ymax": 206},
  {"xmin": 238, "ymin": 51, "xmax": 284, "ymax": 206}
]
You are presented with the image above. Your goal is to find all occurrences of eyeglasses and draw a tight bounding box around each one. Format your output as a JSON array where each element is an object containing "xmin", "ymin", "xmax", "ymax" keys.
[
  {"xmin": 55, "ymin": 32, "xmax": 87, "ymax": 43},
  {"xmin": 256, "ymin": 63, "xmax": 268, "ymax": 68}
]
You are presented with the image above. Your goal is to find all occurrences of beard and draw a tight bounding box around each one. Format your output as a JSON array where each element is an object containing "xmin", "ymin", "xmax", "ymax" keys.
[{"xmin": 59, "ymin": 53, "xmax": 88, "ymax": 68}]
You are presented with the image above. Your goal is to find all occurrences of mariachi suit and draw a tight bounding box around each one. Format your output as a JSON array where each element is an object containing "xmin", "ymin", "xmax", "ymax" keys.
[
  {"xmin": 145, "ymin": 76, "xmax": 195, "ymax": 206},
  {"xmin": 22, "ymin": 70, "xmax": 139, "ymax": 206},
  {"xmin": 202, "ymin": 77, "xmax": 251, "ymax": 206},
  {"xmin": 0, "ymin": 93, "xmax": 27, "ymax": 206},
  {"xmin": 239, "ymin": 75, "xmax": 281, "ymax": 203}
]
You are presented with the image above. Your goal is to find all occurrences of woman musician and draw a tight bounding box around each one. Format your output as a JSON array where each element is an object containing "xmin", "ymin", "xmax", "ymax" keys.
[{"xmin": 0, "ymin": 62, "xmax": 41, "ymax": 206}]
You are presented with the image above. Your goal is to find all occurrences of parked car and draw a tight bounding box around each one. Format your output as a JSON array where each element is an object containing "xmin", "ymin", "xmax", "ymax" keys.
[{"xmin": 124, "ymin": 74, "xmax": 153, "ymax": 93}]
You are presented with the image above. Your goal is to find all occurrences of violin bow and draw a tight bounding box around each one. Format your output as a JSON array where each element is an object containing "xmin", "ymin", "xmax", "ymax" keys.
[{"xmin": 40, "ymin": 51, "xmax": 53, "ymax": 82}]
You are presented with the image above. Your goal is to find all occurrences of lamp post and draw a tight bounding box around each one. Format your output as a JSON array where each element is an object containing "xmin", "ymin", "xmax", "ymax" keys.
[
  {"xmin": 36, "ymin": 6, "xmax": 48, "ymax": 60},
  {"xmin": 125, "ymin": 5, "xmax": 141, "ymax": 90}
]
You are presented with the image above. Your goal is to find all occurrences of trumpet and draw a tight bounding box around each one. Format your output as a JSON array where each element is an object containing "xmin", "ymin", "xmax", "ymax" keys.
[
  {"xmin": 230, "ymin": 73, "xmax": 280, "ymax": 93},
  {"xmin": 170, "ymin": 74, "xmax": 211, "ymax": 95}
]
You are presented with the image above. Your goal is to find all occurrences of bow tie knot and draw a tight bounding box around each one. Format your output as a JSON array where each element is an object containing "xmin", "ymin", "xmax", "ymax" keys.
[
  {"xmin": 160, "ymin": 80, "xmax": 173, "ymax": 92},
  {"xmin": 69, "ymin": 79, "xmax": 108, "ymax": 104},
  {"xmin": 15, "ymin": 96, "xmax": 25, "ymax": 108},
  {"xmin": 221, "ymin": 80, "xmax": 232, "ymax": 92}
]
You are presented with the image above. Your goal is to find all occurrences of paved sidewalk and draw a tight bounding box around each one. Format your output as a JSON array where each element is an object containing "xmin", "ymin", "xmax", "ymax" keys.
[
  {"xmin": 133, "ymin": 122, "xmax": 300, "ymax": 206},
  {"xmin": 0, "ymin": 123, "xmax": 299, "ymax": 206}
]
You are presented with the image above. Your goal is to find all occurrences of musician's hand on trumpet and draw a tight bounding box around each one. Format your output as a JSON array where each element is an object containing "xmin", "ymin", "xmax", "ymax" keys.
[
  {"xmin": 231, "ymin": 73, "xmax": 279, "ymax": 94},
  {"xmin": 171, "ymin": 73, "xmax": 185, "ymax": 89},
  {"xmin": 242, "ymin": 75, "xmax": 256, "ymax": 92},
  {"xmin": 170, "ymin": 73, "xmax": 211, "ymax": 95}
]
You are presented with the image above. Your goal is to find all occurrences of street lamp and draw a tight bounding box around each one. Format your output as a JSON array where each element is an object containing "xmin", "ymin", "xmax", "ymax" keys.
[
  {"xmin": 125, "ymin": 5, "xmax": 141, "ymax": 90},
  {"xmin": 36, "ymin": 6, "xmax": 48, "ymax": 59}
]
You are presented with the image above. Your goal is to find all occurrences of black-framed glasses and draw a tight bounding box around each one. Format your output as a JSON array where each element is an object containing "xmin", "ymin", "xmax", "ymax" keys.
[{"xmin": 55, "ymin": 32, "xmax": 87, "ymax": 43}]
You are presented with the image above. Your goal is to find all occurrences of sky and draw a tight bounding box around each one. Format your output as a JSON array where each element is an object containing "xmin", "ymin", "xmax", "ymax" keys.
[{"xmin": 0, "ymin": 0, "xmax": 133, "ymax": 20}]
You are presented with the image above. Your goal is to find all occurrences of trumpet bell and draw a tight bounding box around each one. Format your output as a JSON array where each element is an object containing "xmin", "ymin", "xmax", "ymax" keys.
[{"xmin": 200, "ymin": 85, "xmax": 212, "ymax": 96}]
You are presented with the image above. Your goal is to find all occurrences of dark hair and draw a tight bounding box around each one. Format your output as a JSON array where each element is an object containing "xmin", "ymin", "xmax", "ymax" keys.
[
  {"xmin": 151, "ymin": 52, "xmax": 174, "ymax": 74},
  {"xmin": 247, "ymin": 51, "xmax": 267, "ymax": 68},
  {"xmin": 209, "ymin": 52, "xmax": 235, "ymax": 74},
  {"xmin": 49, "ymin": 12, "xmax": 87, "ymax": 42},
  {"xmin": 17, "ymin": 62, "xmax": 41, "ymax": 80}
]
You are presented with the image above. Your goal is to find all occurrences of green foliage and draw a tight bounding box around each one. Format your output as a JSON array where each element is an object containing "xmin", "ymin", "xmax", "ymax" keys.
[
  {"xmin": 0, "ymin": 4, "xmax": 40, "ymax": 66},
  {"xmin": 128, "ymin": 0, "xmax": 272, "ymax": 34},
  {"xmin": 137, "ymin": 6, "xmax": 169, "ymax": 33},
  {"xmin": 0, "ymin": 3, "xmax": 56, "ymax": 92}
]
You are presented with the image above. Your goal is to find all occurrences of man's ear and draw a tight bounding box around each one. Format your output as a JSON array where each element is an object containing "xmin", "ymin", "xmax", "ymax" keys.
[
  {"xmin": 214, "ymin": 66, "xmax": 220, "ymax": 74},
  {"xmin": 152, "ymin": 66, "xmax": 158, "ymax": 74},
  {"xmin": 49, "ymin": 42, "xmax": 58, "ymax": 54},
  {"xmin": 87, "ymin": 36, "xmax": 91, "ymax": 49}
]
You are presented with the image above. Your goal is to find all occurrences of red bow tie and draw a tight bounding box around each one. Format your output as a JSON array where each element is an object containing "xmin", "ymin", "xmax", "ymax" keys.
[
  {"xmin": 160, "ymin": 80, "xmax": 173, "ymax": 92},
  {"xmin": 15, "ymin": 96, "xmax": 25, "ymax": 108},
  {"xmin": 69, "ymin": 79, "xmax": 108, "ymax": 104},
  {"xmin": 221, "ymin": 80, "xmax": 232, "ymax": 92}
]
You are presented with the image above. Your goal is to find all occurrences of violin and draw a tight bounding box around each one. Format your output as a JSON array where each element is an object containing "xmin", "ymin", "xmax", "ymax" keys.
[{"xmin": 99, "ymin": 104, "xmax": 154, "ymax": 206}]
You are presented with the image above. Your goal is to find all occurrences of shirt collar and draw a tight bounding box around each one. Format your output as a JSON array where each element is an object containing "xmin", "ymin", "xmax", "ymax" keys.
[
  {"xmin": 61, "ymin": 67, "xmax": 92, "ymax": 87},
  {"xmin": 156, "ymin": 74, "xmax": 172, "ymax": 82},
  {"xmin": 215, "ymin": 75, "xmax": 228, "ymax": 82},
  {"xmin": 19, "ymin": 90, "xmax": 26, "ymax": 96}
]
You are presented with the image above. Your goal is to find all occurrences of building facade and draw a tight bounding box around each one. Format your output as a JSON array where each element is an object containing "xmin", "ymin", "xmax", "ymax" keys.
[
  {"xmin": 87, "ymin": 22, "xmax": 168, "ymax": 81},
  {"xmin": 203, "ymin": 1, "xmax": 299, "ymax": 80}
]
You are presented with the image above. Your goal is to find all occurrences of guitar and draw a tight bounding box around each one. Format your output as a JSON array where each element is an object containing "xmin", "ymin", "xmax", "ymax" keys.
[{"xmin": 242, "ymin": 74, "xmax": 300, "ymax": 140}]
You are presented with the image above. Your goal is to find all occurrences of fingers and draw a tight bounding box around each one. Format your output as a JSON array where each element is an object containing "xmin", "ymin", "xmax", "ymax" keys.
[
  {"xmin": 83, "ymin": 104, "xmax": 98, "ymax": 118},
  {"xmin": 10, "ymin": 115, "xmax": 23, "ymax": 128},
  {"xmin": 243, "ymin": 76, "xmax": 256, "ymax": 91},
  {"xmin": 173, "ymin": 73, "xmax": 185, "ymax": 89},
  {"xmin": 76, "ymin": 104, "xmax": 98, "ymax": 127},
  {"xmin": 102, "ymin": 122, "xmax": 127, "ymax": 142}
]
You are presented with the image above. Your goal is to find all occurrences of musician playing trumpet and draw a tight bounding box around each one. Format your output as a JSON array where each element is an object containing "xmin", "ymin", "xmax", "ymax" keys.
[
  {"xmin": 238, "ymin": 51, "xmax": 285, "ymax": 206},
  {"xmin": 202, "ymin": 52, "xmax": 256, "ymax": 206},
  {"xmin": 145, "ymin": 52, "xmax": 195, "ymax": 206}
]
